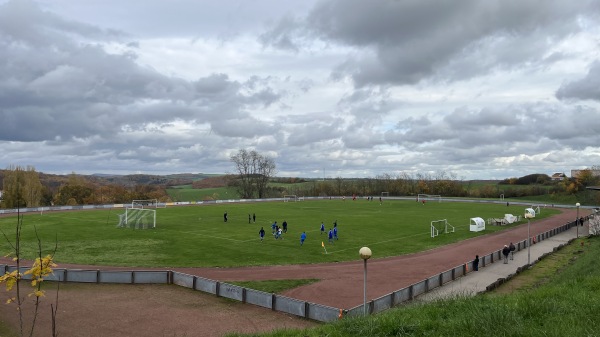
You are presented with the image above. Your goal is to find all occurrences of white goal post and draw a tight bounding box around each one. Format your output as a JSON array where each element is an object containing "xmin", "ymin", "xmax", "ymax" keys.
[
  {"xmin": 132, "ymin": 199, "xmax": 165, "ymax": 208},
  {"xmin": 418, "ymin": 194, "xmax": 442, "ymax": 202},
  {"xmin": 117, "ymin": 207, "xmax": 156, "ymax": 229},
  {"xmin": 381, "ymin": 192, "xmax": 389, "ymax": 197},
  {"xmin": 431, "ymin": 219, "xmax": 454, "ymax": 238},
  {"xmin": 283, "ymin": 195, "xmax": 297, "ymax": 202}
]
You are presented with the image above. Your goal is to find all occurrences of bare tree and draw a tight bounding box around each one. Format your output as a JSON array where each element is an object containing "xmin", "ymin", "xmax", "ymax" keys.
[{"xmin": 230, "ymin": 149, "xmax": 277, "ymax": 199}]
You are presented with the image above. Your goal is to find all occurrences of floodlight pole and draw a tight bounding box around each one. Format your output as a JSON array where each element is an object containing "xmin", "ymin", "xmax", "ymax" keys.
[
  {"xmin": 359, "ymin": 247, "xmax": 372, "ymax": 316},
  {"xmin": 576, "ymin": 202, "xmax": 580, "ymax": 238}
]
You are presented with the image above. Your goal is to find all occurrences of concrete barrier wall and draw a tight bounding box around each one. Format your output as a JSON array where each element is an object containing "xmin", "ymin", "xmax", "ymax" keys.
[
  {"xmin": 427, "ymin": 275, "xmax": 440, "ymax": 290},
  {"xmin": 273, "ymin": 295, "xmax": 306, "ymax": 317},
  {"xmin": 245, "ymin": 288, "xmax": 272, "ymax": 309},
  {"xmin": 219, "ymin": 283, "xmax": 244, "ymax": 301},
  {"xmin": 395, "ymin": 287, "xmax": 411, "ymax": 304},
  {"xmin": 195, "ymin": 276, "xmax": 218, "ymax": 294},
  {"xmin": 441, "ymin": 269, "xmax": 453, "ymax": 284},
  {"xmin": 372, "ymin": 293, "xmax": 394, "ymax": 313},
  {"xmin": 133, "ymin": 271, "xmax": 169, "ymax": 284},
  {"xmin": 65, "ymin": 270, "xmax": 99, "ymax": 283},
  {"xmin": 172, "ymin": 272, "xmax": 195, "ymax": 289},
  {"xmin": 99, "ymin": 271, "xmax": 133, "ymax": 283},
  {"xmin": 307, "ymin": 303, "xmax": 341, "ymax": 322},
  {"xmin": 412, "ymin": 280, "xmax": 426, "ymax": 297}
]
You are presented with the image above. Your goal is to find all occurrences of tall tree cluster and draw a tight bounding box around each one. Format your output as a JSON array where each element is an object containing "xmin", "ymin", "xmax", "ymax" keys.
[
  {"xmin": 1, "ymin": 165, "xmax": 43, "ymax": 208},
  {"xmin": 229, "ymin": 149, "xmax": 276, "ymax": 199}
]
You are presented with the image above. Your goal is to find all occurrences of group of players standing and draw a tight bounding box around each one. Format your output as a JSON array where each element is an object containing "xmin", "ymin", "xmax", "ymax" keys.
[{"xmin": 256, "ymin": 219, "xmax": 339, "ymax": 246}]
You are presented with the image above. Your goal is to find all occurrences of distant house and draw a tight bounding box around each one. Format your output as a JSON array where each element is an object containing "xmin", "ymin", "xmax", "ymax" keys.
[
  {"xmin": 551, "ymin": 173, "xmax": 566, "ymax": 181},
  {"xmin": 571, "ymin": 169, "xmax": 600, "ymax": 179}
]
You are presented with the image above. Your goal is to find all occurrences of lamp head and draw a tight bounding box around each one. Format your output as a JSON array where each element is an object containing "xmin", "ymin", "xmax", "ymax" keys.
[
  {"xmin": 525, "ymin": 213, "xmax": 533, "ymax": 219},
  {"xmin": 576, "ymin": 203, "xmax": 580, "ymax": 207},
  {"xmin": 359, "ymin": 247, "xmax": 372, "ymax": 260}
]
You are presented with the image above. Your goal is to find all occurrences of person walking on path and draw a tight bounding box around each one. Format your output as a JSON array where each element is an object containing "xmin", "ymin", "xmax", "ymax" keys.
[
  {"xmin": 473, "ymin": 255, "xmax": 479, "ymax": 271},
  {"xmin": 509, "ymin": 242, "xmax": 516, "ymax": 260},
  {"xmin": 259, "ymin": 227, "xmax": 265, "ymax": 242},
  {"xmin": 502, "ymin": 245, "xmax": 510, "ymax": 264},
  {"xmin": 300, "ymin": 232, "xmax": 306, "ymax": 246}
]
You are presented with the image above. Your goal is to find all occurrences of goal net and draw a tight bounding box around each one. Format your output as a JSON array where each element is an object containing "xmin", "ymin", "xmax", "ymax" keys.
[
  {"xmin": 132, "ymin": 199, "xmax": 164, "ymax": 208},
  {"xmin": 381, "ymin": 192, "xmax": 389, "ymax": 197},
  {"xmin": 283, "ymin": 195, "xmax": 297, "ymax": 202},
  {"xmin": 418, "ymin": 194, "xmax": 441, "ymax": 202},
  {"xmin": 117, "ymin": 208, "xmax": 156, "ymax": 229},
  {"xmin": 431, "ymin": 219, "xmax": 454, "ymax": 238}
]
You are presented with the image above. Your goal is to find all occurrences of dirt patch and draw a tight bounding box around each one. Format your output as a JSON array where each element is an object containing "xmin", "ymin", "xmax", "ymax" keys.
[{"xmin": 0, "ymin": 283, "xmax": 318, "ymax": 337}]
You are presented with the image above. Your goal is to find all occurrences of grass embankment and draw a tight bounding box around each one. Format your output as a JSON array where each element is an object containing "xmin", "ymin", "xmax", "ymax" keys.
[{"xmin": 227, "ymin": 235, "xmax": 600, "ymax": 337}]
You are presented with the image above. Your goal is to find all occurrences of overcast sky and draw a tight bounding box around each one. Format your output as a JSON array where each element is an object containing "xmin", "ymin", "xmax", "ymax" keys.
[{"xmin": 1, "ymin": 0, "xmax": 600, "ymax": 180}]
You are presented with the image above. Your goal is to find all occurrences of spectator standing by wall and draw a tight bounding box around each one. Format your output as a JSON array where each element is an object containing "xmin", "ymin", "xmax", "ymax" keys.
[
  {"xmin": 509, "ymin": 242, "xmax": 516, "ymax": 260},
  {"xmin": 502, "ymin": 245, "xmax": 510, "ymax": 264}
]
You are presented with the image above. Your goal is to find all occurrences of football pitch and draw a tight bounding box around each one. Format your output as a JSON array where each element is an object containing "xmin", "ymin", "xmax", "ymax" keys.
[{"xmin": 0, "ymin": 199, "xmax": 559, "ymax": 268}]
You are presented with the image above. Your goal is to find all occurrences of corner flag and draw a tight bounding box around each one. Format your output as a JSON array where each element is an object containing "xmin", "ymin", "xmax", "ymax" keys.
[{"xmin": 322, "ymin": 241, "xmax": 328, "ymax": 254}]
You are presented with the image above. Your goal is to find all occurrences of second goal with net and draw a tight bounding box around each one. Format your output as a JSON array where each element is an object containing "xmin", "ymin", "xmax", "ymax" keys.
[
  {"xmin": 430, "ymin": 219, "xmax": 454, "ymax": 238},
  {"xmin": 283, "ymin": 195, "xmax": 297, "ymax": 202},
  {"xmin": 117, "ymin": 208, "xmax": 156, "ymax": 229}
]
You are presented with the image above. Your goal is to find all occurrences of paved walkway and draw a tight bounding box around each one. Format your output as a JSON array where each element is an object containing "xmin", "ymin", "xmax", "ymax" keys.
[{"xmin": 414, "ymin": 223, "xmax": 587, "ymax": 302}]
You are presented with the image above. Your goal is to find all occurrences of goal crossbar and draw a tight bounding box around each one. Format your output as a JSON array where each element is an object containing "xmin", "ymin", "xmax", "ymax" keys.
[
  {"xmin": 283, "ymin": 195, "xmax": 297, "ymax": 202},
  {"xmin": 418, "ymin": 194, "xmax": 442, "ymax": 202}
]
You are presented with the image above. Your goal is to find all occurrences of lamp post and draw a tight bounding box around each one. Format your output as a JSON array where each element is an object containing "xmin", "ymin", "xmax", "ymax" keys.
[
  {"xmin": 576, "ymin": 202, "xmax": 580, "ymax": 238},
  {"xmin": 359, "ymin": 247, "xmax": 372, "ymax": 315},
  {"xmin": 524, "ymin": 212, "xmax": 533, "ymax": 265}
]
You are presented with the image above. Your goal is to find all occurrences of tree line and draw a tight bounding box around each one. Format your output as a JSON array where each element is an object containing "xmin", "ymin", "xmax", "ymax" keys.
[{"xmin": 1, "ymin": 166, "xmax": 170, "ymax": 208}]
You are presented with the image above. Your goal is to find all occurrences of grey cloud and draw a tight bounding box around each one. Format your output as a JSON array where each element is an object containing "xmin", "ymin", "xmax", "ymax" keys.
[
  {"xmin": 556, "ymin": 61, "xmax": 600, "ymax": 101},
  {"xmin": 0, "ymin": 1, "xmax": 283, "ymax": 144},
  {"xmin": 265, "ymin": 0, "xmax": 600, "ymax": 87},
  {"xmin": 258, "ymin": 15, "xmax": 303, "ymax": 51},
  {"xmin": 384, "ymin": 103, "xmax": 600, "ymax": 165}
]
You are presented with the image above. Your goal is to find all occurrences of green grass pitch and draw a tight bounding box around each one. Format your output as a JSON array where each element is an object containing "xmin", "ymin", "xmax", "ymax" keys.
[{"xmin": 0, "ymin": 199, "xmax": 558, "ymax": 268}]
